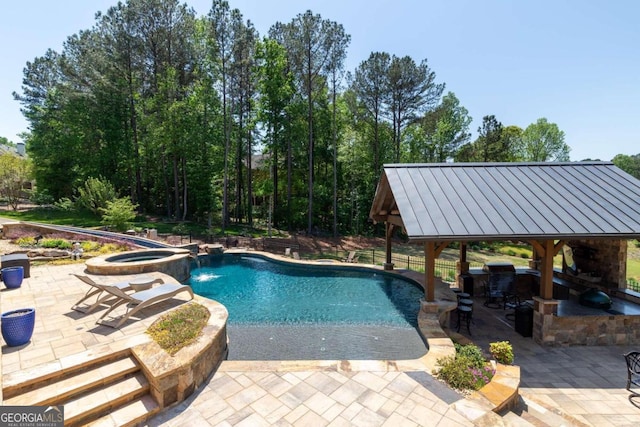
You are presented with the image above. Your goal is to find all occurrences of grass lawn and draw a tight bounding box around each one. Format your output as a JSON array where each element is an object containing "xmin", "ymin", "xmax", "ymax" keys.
[{"xmin": 627, "ymin": 241, "xmax": 640, "ymax": 282}]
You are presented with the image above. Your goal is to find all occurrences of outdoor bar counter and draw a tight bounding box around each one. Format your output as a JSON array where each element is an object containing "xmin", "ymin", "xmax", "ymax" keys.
[{"xmin": 467, "ymin": 267, "xmax": 640, "ymax": 317}]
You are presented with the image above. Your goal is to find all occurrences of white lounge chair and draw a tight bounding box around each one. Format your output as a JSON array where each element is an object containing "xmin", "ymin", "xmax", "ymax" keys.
[
  {"xmin": 96, "ymin": 282, "xmax": 194, "ymax": 328},
  {"xmin": 343, "ymin": 251, "xmax": 357, "ymax": 263},
  {"xmin": 70, "ymin": 274, "xmax": 164, "ymax": 314}
]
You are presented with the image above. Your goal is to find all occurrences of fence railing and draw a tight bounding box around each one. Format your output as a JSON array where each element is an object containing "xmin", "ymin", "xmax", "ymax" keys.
[{"xmin": 356, "ymin": 249, "xmax": 482, "ymax": 282}]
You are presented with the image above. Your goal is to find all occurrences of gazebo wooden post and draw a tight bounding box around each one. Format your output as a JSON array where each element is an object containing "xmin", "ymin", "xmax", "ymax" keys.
[
  {"xmin": 425, "ymin": 242, "xmax": 436, "ymax": 302},
  {"xmin": 529, "ymin": 239, "xmax": 564, "ymax": 344},
  {"xmin": 423, "ymin": 241, "xmax": 447, "ymax": 302},
  {"xmin": 530, "ymin": 239, "xmax": 564, "ymax": 299},
  {"xmin": 384, "ymin": 223, "xmax": 395, "ymax": 270},
  {"xmin": 457, "ymin": 242, "xmax": 470, "ymax": 285}
]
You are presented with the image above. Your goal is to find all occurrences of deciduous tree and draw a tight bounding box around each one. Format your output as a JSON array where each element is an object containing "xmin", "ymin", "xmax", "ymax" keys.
[{"xmin": 520, "ymin": 118, "xmax": 569, "ymax": 161}]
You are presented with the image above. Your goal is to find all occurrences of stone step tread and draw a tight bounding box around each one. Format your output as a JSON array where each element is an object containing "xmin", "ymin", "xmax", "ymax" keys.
[
  {"xmin": 2, "ymin": 348, "xmax": 132, "ymax": 395},
  {"xmin": 64, "ymin": 373, "xmax": 150, "ymax": 426},
  {"xmin": 3, "ymin": 356, "xmax": 139, "ymax": 406},
  {"xmin": 519, "ymin": 396, "xmax": 580, "ymax": 427},
  {"xmin": 502, "ymin": 411, "xmax": 539, "ymax": 426},
  {"xmin": 85, "ymin": 394, "xmax": 160, "ymax": 427}
]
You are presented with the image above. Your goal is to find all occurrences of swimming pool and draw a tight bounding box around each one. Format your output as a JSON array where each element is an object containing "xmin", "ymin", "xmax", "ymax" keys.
[{"xmin": 188, "ymin": 253, "xmax": 428, "ymax": 360}]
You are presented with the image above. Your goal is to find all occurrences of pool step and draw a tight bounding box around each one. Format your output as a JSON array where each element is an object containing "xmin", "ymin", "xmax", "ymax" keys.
[{"xmin": 2, "ymin": 351, "xmax": 159, "ymax": 426}]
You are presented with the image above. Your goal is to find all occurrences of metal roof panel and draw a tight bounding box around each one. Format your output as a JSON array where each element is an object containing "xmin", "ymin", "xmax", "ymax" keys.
[{"xmin": 371, "ymin": 162, "xmax": 640, "ymax": 241}]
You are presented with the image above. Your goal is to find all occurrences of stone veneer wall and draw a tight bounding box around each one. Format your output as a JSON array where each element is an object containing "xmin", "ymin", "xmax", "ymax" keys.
[
  {"xmin": 566, "ymin": 238, "xmax": 626, "ymax": 288},
  {"xmin": 538, "ymin": 314, "xmax": 640, "ymax": 346},
  {"xmin": 132, "ymin": 298, "xmax": 229, "ymax": 409}
]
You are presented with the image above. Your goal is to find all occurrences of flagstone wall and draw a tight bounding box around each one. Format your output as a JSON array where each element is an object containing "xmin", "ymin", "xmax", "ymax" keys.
[{"xmin": 563, "ymin": 239, "xmax": 626, "ymax": 289}]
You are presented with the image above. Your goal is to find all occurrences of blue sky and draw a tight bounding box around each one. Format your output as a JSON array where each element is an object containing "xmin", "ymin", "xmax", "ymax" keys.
[{"xmin": 1, "ymin": 0, "xmax": 638, "ymax": 161}]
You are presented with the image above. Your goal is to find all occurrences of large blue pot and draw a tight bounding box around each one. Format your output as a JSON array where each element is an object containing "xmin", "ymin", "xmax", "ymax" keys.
[
  {"xmin": 1, "ymin": 266, "xmax": 24, "ymax": 289},
  {"xmin": 1, "ymin": 308, "xmax": 35, "ymax": 346}
]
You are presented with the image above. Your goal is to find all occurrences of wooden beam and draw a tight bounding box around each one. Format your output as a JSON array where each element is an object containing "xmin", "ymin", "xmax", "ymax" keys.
[
  {"xmin": 386, "ymin": 215, "xmax": 404, "ymax": 228},
  {"xmin": 424, "ymin": 242, "xmax": 436, "ymax": 302},
  {"xmin": 371, "ymin": 177, "xmax": 390, "ymax": 215},
  {"xmin": 530, "ymin": 239, "xmax": 544, "ymax": 256},
  {"xmin": 434, "ymin": 242, "xmax": 448, "ymax": 258}
]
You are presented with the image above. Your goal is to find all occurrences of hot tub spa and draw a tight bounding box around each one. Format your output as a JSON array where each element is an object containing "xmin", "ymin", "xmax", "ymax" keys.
[{"xmin": 85, "ymin": 248, "xmax": 192, "ymax": 281}]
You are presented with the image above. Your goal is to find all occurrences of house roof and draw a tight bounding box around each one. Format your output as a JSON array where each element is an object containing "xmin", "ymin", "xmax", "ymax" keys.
[{"xmin": 370, "ymin": 162, "xmax": 640, "ymax": 242}]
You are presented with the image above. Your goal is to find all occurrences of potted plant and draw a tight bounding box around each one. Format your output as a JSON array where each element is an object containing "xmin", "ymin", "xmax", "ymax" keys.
[
  {"xmin": 1, "ymin": 308, "xmax": 36, "ymax": 346},
  {"xmin": 1, "ymin": 266, "xmax": 24, "ymax": 289}
]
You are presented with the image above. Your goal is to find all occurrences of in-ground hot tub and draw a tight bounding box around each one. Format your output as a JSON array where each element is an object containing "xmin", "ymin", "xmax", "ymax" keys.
[{"xmin": 85, "ymin": 248, "xmax": 192, "ymax": 282}]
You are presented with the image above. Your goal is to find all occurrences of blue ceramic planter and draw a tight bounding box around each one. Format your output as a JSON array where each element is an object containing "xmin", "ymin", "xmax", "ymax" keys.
[
  {"xmin": 1, "ymin": 308, "xmax": 35, "ymax": 346},
  {"xmin": 1, "ymin": 266, "xmax": 24, "ymax": 289}
]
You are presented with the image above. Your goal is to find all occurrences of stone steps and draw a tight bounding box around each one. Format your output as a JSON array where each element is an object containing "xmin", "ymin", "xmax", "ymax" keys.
[
  {"xmin": 2, "ymin": 350, "xmax": 159, "ymax": 426},
  {"xmin": 501, "ymin": 395, "xmax": 585, "ymax": 427}
]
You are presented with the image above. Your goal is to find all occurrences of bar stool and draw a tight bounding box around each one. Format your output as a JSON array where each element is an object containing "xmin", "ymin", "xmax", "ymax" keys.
[
  {"xmin": 456, "ymin": 305, "xmax": 473, "ymax": 334},
  {"xmin": 458, "ymin": 298, "xmax": 473, "ymax": 308},
  {"xmin": 456, "ymin": 292, "xmax": 471, "ymax": 304}
]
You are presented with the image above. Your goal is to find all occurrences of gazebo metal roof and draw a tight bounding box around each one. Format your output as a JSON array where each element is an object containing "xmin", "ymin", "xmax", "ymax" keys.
[{"xmin": 370, "ymin": 162, "xmax": 640, "ymax": 242}]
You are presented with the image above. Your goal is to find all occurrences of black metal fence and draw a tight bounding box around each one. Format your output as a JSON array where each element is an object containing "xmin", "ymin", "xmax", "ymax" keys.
[{"xmin": 356, "ymin": 249, "xmax": 482, "ymax": 282}]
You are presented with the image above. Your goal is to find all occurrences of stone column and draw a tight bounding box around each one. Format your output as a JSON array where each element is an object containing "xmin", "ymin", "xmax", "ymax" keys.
[{"xmin": 532, "ymin": 297, "xmax": 559, "ymax": 345}]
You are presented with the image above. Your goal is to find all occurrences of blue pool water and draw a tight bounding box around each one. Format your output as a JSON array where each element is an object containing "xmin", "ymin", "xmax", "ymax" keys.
[{"xmin": 188, "ymin": 254, "xmax": 423, "ymax": 327}]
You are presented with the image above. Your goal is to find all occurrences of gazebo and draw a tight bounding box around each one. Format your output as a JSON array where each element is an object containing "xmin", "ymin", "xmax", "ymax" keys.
[{"xmin": 370, "ymin": 162, "xmax": 640, "ymax": 345}]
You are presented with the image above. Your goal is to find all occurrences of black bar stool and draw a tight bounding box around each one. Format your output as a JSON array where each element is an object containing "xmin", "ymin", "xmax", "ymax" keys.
[
  {"xmin": 456, "ymin": 305, "xmax": 473, "ymax": 333},
  {"xmin": 456, "ymin": 292, "xmax": 471, "ymax": 303}
]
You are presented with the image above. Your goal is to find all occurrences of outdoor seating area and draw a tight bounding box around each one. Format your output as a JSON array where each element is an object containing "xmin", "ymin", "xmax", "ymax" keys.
[
  {"xmin": 70, "ymin": 273, "xmax": 165, "ymax": 314},
  {"xmin": 95, "ymin": 281, "xmax": 194, "ymax": 328}
]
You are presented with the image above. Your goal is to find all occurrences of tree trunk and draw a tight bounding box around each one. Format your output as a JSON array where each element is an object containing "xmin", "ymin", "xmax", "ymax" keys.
[
  {"xmin": 332, "ymin": 76, "xmax": 338, "ymax": 237},
  {"xmin": 307, "ymin": 45, "xmax": 314, "ymax": 236},
  {"xmin": 173, "ymin": 153, "xmax": 180, "ymax": 219},
  {"xmin": 181, "ymin": 156, "xmax": 188, "ymax": 220}
]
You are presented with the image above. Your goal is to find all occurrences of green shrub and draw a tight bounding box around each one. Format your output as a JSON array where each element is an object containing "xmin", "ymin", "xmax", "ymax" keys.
[
  {"xmin": 435, "ymin": 355, "xmax": 476, "ymax": 390},
  {"xmin": 172, "ymin": 224, "xmax": 189, "ymax": 235},
  {"xmin": 435, "ymin": 354, "xmax": 495, "ymax": 391},
  {"xmin": 490, "ymin": 341, "xmax": 514, "ymax": 365},
  {"xmin": 100, "ymin": 197, "xmax": 138, "ymax": 232},
  {"xmin": 436, "ymin": 344, "xmax": 496, "ymax": 391},
  {"xmin": 15, "ymin": 236, "xmax": 36, "ymax": 247},
  {"xmin": 40, "ymin": 238, "xmax": 72, "ymax": 249},
  {"xmin": 30, "ymin": 189, "xmax": 54, "ymax": 206},
  {"xmin": 54, "ymin": 197, "xmax": 76, "ymax": 211},
  {"xmin": 454, "ymin": 343, "xmax": 486, "ymax": 369},
  {"xmin": 77, "ymin": 177, "xmax": 117, "ymax": 215},
  {"xmin": 80, "ymin": 241, "xmax": 102, "ymax": 252}
]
